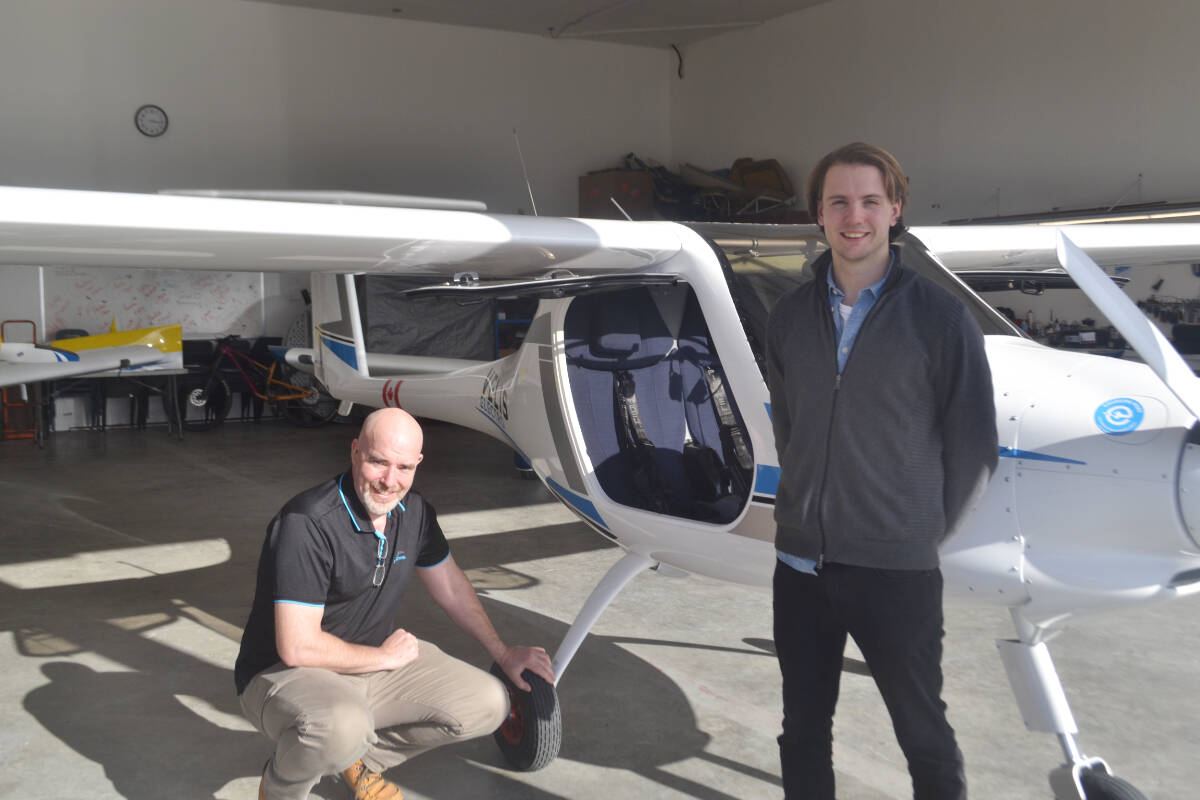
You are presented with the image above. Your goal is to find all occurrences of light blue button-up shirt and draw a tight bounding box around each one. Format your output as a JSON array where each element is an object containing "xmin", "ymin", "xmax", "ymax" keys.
[{"xmin": 777, "ymin": 253, "xmax": 895, "ymax": 575}]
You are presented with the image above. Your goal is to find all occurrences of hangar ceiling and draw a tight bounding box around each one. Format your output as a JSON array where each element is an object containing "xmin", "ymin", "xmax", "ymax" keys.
[{"xmin": 249, "ymin": 0, "xmax": 831, "ymax": 48}]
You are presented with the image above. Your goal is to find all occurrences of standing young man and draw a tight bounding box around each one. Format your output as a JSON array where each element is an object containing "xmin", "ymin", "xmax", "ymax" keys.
[
  {"xmin": 235, "ymin": 407, "xmax": 554, "ymax": 800},
  {"xmin": 766, "ymin": 142, "xmax": 997, "ymax": 799}
]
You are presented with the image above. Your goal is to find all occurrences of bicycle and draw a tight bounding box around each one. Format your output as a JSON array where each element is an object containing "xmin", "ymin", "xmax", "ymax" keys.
[{"xmin": 169, "ymin": 334, "xmax": 339, "ymax": 431}]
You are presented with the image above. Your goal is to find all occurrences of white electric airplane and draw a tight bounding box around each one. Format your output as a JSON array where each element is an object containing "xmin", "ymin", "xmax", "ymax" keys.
[{"xmin": 3, "ymin": 186, "xmax": 1200, "ymax": 800}]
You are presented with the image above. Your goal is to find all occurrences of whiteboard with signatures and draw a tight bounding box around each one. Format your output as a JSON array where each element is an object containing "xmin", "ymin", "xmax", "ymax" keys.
[{"xmin": 43, "ymin": 267, "xmax": 264, "ymax": 338}]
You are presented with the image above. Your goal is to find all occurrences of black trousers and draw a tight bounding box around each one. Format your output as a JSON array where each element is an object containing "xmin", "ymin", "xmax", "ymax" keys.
[{"xmin": 773, "ymin": 560, "xmax": 966, "ymax": 800}]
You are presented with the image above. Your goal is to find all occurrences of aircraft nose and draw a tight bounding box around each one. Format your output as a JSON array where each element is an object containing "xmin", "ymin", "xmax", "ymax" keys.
[{"xmin": 1177, "ymin": 423, "xmax": 1200, "ymax": 549}]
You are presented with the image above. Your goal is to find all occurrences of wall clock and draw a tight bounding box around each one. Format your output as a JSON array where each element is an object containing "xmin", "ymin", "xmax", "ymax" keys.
[{"xmin": 134, "ymin": 104, "xmax": 168, "ymax": 137}]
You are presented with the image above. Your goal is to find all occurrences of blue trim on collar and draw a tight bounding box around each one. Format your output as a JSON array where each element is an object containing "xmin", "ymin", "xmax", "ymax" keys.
[
  {"xmin": 337, "ymin": 473, "xmax": 405, "ymax": 532},
  {"xmin": 337, "ymin": 474, "xmax": 368, "ymax": 532}
]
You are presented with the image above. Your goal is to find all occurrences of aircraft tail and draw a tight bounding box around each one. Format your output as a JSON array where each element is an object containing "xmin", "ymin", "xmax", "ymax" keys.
[{"xmin": 309, "ymin": 273, "xmax": 491, "ymax": 417}]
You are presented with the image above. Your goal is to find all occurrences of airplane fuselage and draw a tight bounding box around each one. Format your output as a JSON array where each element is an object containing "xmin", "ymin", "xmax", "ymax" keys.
[{"xmin": 312, "ymin": 225, "xmax": 1200, "ymax": 634}]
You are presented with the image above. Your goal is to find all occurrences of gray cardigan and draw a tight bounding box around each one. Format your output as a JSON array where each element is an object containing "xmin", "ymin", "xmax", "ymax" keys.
[{"xmin": 766, "ymin": 249, "xmax": 998, "ymax": 570}]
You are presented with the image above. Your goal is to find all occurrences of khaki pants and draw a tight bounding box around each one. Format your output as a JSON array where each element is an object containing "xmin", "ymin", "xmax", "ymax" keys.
[{"xmin": 239, "ymin": 640, "xmax": 508, "ymax": 800}]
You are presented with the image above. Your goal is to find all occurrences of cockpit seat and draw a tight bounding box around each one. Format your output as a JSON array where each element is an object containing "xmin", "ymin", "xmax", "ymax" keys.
[
  {"xmin": 675, "ymin": 292, "xmax": 754, "ymax": 523},
  {"xmin": 564, "ymin": 287, "xmax": 689, "ymax": 516}
]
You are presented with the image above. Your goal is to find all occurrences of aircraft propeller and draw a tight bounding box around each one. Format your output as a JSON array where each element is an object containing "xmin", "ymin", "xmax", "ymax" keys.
[{"xmin": 1055, "ymin": 230, "xmax": 1200, "ymax": 421}]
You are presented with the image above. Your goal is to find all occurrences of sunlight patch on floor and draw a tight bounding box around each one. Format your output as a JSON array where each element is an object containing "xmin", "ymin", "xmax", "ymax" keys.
[
  {"xmin": 438, "ymin": 502, "xmax": 578, "ymax": 538},
  {"xmin": 0, "ymin": 538, "xmax": 231, "ymax": 589}
]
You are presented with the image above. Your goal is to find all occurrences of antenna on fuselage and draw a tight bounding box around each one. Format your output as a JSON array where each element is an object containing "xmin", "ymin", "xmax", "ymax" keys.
[
  {"xmin": 513, "ymin": 128, "xmax": 539, "ymax": 216},
  {"xmin": 609, "ymin": 197, "xmax": 634, "ymax": 221}
]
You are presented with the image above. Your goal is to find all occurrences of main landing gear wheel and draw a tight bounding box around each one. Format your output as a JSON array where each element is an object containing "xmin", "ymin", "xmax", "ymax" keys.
[
  {"xmin": 1079, "ymin": 768, "xmax": 1147, "ymax": 800},
  {"xmin": 170, "ymin": 376, "xmax": 233, "ymax": 431},
  {"xmin": 489, "ymin": 663, "xmax": 561, "ymax": 771}
]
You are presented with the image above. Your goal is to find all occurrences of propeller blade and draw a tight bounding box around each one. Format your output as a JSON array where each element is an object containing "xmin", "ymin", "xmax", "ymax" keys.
[{"xmin": 1056, "ymin": 230, "xmax": 1200, "ymax": 419}]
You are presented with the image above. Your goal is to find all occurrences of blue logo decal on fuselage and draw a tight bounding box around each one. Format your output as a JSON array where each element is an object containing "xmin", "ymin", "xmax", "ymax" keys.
[{"xmin": 1094, "ymin": 397, "xmax": 1144, "ymax": 435}]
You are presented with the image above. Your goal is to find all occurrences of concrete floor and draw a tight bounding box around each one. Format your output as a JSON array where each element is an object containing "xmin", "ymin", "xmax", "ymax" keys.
[{"xmin": 1, "ymin": 418, "xmax": 1198, "ymax": 800}]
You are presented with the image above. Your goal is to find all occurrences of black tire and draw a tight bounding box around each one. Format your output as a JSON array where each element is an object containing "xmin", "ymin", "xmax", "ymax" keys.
[
  {"xmin": 513, "ymin": 452, "xmax": 537, "ymax": 480},
  {"xmin": 489, "ymin": 663, "xmax": 561, "ymax": 772},
  {"xmin": 174, "ymin": 375, "xmax": 233, "ymax": 431},
  {"xmin": 1080, "ymin": 768, "xmax": 1148, "ymax": 800},
  {"xmin": 280, "ymin": 369, "xmax": 339, "ymax": 428}
]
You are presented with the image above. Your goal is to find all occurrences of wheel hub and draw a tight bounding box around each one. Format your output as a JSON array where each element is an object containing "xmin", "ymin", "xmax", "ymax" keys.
[{"xmin": 499, "ymin": 683, "xmax": 525, "ymax": 745}]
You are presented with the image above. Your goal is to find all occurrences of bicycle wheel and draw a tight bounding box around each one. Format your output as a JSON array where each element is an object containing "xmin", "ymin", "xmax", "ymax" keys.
[
  {"xmin": 280, "ymin": 368, "xmax": 339, "ymax": 427},
  {"xmin": 175, "ymin": 375, "xmax": 234, "ymax": 431}
]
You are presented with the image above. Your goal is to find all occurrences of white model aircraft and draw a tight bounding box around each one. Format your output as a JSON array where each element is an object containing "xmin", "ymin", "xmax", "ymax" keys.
[
  {"xmin": 3, "ymin": 186, "xmax": 1199, "ymax": 800},
  {"xmin": 0, "ymin": 323, "xmax": 184, "ymax": 389}
]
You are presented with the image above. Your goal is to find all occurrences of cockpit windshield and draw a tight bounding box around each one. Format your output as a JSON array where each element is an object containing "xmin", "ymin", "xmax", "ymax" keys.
[{"xmin": 693, "ymin": 225, "xmax": 1019, "ymax": 378}]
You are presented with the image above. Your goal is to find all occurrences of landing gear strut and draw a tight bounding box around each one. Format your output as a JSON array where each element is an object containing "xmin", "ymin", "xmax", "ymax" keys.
[{"xmin": 997, "ymin": 610, "xmax": 1147, "ymax": 800}]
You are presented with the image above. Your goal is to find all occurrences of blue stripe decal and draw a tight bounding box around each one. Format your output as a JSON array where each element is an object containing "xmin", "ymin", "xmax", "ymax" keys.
[
  {"xmin": 998, "ymin": 446, "xmax": 1085, "ymax": 465},
  {"xmin": 545, "ymin": 476, "xmax": 607, "ymax": 530},
  {"xmin": 473, "ymin": 409, "xmax": 604, "ymax": 527},
  {"xmin": 322, "ymin": 335, "xmax": 358, "ymax": 370},
  {"xmin": 755, "ymin": 464, "xmax": 780, "ymax": 496},
  {"xmin": 764, "ymin": 402, "xmax": 772, "ymax": 421},
  {"xmin": 475, "ymin": 407, "xmax": 532, "ymax": 466},
  {"xmin": 274, "ymin": 599, "xmax": 325, "ymax": 608}
]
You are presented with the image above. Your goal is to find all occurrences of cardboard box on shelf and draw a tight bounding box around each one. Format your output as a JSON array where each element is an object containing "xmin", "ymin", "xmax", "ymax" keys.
[{"xmin": 578, "ymin": 170, "xmax": 655, "ymax": 219}]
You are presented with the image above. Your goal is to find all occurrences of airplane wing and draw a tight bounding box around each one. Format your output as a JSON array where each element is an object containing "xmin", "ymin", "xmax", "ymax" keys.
[
  {"xmin": 955, "ymin": 268, "xmax": 1129, "ymax": 293},
  {"xmin": 0, "ymin": 344, "xmax": 166, "ymax": 388},
  {"xmin": 161, "ymin": 188, "xmax": 489, "ymax": 212},
  {"xmin": 0, "ymin": 185, "xmax": 686, "ymax": 277},
  {"xmin": 7, "ymin": 186, "xmax": 1200, "ymax": 279},
  {"xmin": 912, "ymin": 223, "xmax": 1200, "ymax": 270}
]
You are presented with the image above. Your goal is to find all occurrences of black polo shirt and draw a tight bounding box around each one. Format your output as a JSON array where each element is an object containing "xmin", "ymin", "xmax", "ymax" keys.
[{"xmin": 234, "ymin": 472, "xmax": 450, "ymax": 694}]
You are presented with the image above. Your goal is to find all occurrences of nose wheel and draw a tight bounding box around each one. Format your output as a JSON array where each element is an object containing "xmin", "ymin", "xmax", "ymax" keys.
[
  {"xmin": 1076, "ymin": 767, "xmax": 1145, "ymax": 800},
  {"xmin": 489, "ymin": 663, "xmax": 561, "ymax": 771},
  {"xmin": 488, "ymin": 552, "xmax": 654, "ymax": 773},
  {"xmin": 1000, "ymin": 611, "xmax": 1148, "ymax": 800}
]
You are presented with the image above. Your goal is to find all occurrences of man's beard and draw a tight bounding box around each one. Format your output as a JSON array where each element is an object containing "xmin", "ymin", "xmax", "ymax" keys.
[{"xmin": 361, "ymin": 482, "xmax": 402, "ymax": 516}]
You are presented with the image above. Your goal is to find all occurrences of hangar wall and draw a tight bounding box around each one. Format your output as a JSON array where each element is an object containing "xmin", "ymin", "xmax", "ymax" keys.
[
  {"xmin": 0, "ymin": 0, "xmax": 672, "ymax": 336},
  {"xmin": 670, "ymin": 0, "xmax": 1200, "ymax": 227},
  {"xmin": 0, "ymin": 0, "xmax": 670, "ymax": 212},
  {"xmin": 7, "ymin": 0, "xmax": 1199, "ymax": 341}
]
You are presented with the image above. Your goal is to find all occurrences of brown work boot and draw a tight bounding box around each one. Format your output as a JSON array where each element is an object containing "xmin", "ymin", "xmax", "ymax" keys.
[{"xmin": 340, "ymin": 759, "xmax": 404, "ymax": 800}]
